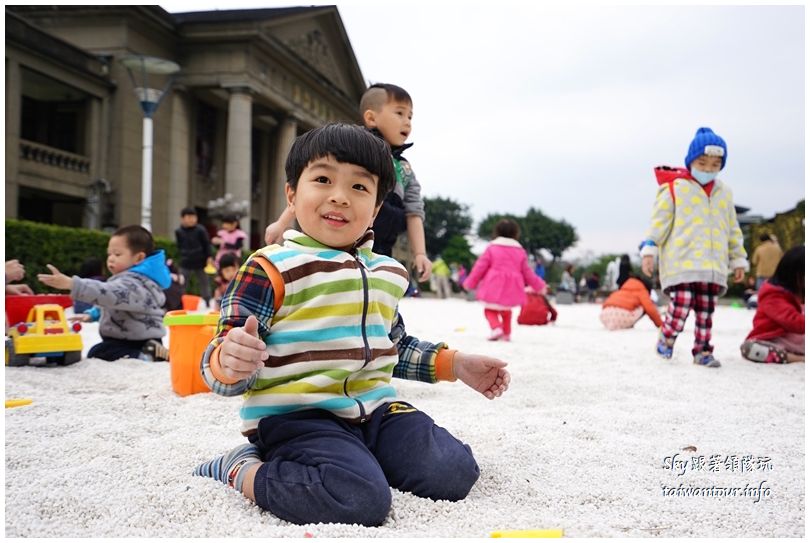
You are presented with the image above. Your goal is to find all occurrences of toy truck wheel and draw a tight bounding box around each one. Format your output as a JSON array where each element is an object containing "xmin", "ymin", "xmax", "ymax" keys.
[
  {"xmin": 5, "ymin": 340, "xmax": 30, "ymax": 367},
  {"xmin": 59, "ymin": 351, "xmax": 82, "ymax": 366}
]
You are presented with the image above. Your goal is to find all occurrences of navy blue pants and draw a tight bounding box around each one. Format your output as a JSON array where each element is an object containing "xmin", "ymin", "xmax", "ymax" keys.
[
  {"xmin": 248, "ymin": 401, "xmax": 480, "ymax": 526},
  {"xmin": 87, "ymin": 337, "xmax": 150, "ymax": 361}
]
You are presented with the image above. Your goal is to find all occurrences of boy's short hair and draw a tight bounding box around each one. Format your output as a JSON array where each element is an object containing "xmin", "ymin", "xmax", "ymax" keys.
[
  {"xmin": 359, "ymin": 83, "xmax": 412, "ymax": 115},
  {"xmin": 112, "ymin": 225, "xmax": 155, "ymax": 255},
  {"xmin": 285, "ymin": 123, "xmax": 395, "ymax": 207},
  {"xmin": 222, "ymin": 214, "xmax": 239, "ymax": 225},
  {"xmin": 180, "ymin": 207, "xmax": 197, "ymax": 217},
  {"xmin": 219, "ymin": 253, "xmax": 240, "ymax": 269},
  {"xmin": 759, "ymin": 233, "xmax": 773, "ymax": 243}
]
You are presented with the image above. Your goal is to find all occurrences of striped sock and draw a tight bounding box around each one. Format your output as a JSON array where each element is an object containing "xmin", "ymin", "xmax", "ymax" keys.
[{"xmin": 193, "ymin": 443, "xmax": 261, "ymax": 492}]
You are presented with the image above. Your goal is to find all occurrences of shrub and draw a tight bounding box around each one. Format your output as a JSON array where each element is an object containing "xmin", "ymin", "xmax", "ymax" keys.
[{"xmin": 5, "ymin": 219, "xmax": 178, "ymax": 293}]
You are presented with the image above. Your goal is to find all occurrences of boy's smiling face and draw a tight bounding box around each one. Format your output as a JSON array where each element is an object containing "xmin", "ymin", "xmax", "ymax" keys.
[
  {"xmin": 366, "ymin": 99, "xmax": 412, "ymax": 147},
  {"xmin": 287, "ymin": 155, "xmax": 381, "ymax": 250}
]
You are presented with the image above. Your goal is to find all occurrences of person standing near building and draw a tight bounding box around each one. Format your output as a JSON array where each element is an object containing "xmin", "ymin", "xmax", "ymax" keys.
[
  {"xmin": 750, "ymin": 233, "xmax": 783, "ymax": 290},
  {"xmin": 175, "ymin": 207, "xmax": 213, "ymax": 308}
]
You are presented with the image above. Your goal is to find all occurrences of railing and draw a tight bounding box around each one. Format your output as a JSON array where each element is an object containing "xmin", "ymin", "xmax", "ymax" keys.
[{"xmin": 19, "ymin": 140, "xmax": 90, "ymax": 173}]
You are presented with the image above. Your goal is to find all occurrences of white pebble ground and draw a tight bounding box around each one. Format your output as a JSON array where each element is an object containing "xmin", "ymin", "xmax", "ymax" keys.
[{"xmin": 4, "ymin": 297, "xmax": 804, "ymax": 537}]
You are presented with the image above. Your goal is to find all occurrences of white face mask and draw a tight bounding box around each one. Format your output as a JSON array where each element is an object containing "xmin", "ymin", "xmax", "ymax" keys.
[{"xmin": 690, "ymin": 167, "xmax": 717, "ymax": 186}]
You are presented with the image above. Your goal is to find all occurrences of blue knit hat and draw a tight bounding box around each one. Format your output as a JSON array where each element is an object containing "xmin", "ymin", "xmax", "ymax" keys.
[{"xmin": 685, "ymin": 127, "xmax": 727, "ymax": 170}]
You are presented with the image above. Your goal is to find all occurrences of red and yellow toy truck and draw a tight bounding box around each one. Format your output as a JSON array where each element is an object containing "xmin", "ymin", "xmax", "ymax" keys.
[{"xmin": 5, "ymin": 304, "xmax": 83, "ymax": 366}]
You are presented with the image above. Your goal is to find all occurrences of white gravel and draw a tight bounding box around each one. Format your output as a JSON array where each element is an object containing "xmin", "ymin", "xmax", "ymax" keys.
[{"xmin": 4, "ymin": 297, "xmax": 804, "ymax": 537}]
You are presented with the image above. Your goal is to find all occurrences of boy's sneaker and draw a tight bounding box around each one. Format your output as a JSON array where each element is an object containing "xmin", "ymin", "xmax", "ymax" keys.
[
  {"xmin": 693, "ymin": 352, "xmax": 721, "ymax": 368},
  {"xmin": 142, "ymin": 339, "xmax": 169, "ymax": 362},
  {"xmin": 501, "ymin": 334, "xmax": 511, "ymax": 342},
  {"xmin": 488, "ymin": 327, "xmax": 504, "ymax": 341},
  {"xmin": 656, "ymin": 334, "xmax": 674, "ymax": 359}
]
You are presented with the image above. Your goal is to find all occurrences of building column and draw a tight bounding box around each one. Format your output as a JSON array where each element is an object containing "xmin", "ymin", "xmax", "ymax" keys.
[
  {"xmin": 268, "ymin": 116, "xmax": 298, "ymax": 222},
  {"xmin": 225, "ymin": 87, "xmax": 253, "ymax": 244},
  {"xmin": 5, "ymin": 59, "xmax": 21, "ymax": 218},
  {"xmin": 168, "ymin": 91, "xmax": 191, "ymax": 234}
]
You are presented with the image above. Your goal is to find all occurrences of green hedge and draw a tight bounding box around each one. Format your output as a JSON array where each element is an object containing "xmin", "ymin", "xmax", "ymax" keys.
[{"xmin": 5, "ymin": 219, "xmax": 178, "ymax": 294}]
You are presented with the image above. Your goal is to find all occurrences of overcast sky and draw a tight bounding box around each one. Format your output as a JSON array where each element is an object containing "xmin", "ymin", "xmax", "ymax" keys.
[{"xmin": 162, "ymin": 1, "xmax": 805, "ymax": 259}]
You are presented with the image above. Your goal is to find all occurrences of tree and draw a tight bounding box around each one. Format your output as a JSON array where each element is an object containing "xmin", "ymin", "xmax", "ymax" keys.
[
  {"xmin": 442, "ymin": 234, "xmax": 476, "ymax": 269},
  {"xmin": 476, "ymin": 207, "xmax": 578, "ymax": 260},
  {"xmin": 423, "ymin": 196, "xmax": 474, "ymax": 258}
]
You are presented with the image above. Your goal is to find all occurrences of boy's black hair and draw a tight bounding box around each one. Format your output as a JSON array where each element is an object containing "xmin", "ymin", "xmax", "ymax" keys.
[
  {"xmin": 359, "ymin": 83, "xmax": 412, "ymax": 114},
  {"xmin": 759, "ymin": 233, "xmax": 773, "ymax": 242},
  {"xmin": 768, "ymin": 245, "xmax": 804, "ymax": 295},
  {"xmin": 180, "ymin": 207, "xmax": 197, "ymax": 217},
  {"xmin": 112, "ymin": 225, "xmax": 155, "ymax": 255},
  {"xmin": 219, "ymin": 253, "xmax": 240, "ymax": 270},
  {"xmin": 222, "ymin": 214, "xmax": 239, "ymax": 226},
  {"xmin": 493, "ymin": 218, "xmax": 520, "ymax": 240},
  {"xmin": 285, "ymin": 123, "xmax": 395, "ymax": 207}
]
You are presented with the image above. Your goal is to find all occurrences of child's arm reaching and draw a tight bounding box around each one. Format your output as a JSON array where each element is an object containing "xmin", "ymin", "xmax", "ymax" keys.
[
  {"xmin": 406, "ymin": 215, "xmax": 432, "ymax": 282},
  {"xmin": 390, "ymin": 311, "xmax": 510, "ymax": 400},
  {"xmin": 640, "ymin": 183, "xmax": 677, "ymax": 275},
  {"xmin": 453, "ymin": 352, "xmax": 510, "ymax": 400}
]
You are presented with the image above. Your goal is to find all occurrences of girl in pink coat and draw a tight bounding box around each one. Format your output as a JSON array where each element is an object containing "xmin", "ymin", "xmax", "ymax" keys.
[{"xmin": 464, "ymin": 219, "xmax": 545, "ymax": 341}]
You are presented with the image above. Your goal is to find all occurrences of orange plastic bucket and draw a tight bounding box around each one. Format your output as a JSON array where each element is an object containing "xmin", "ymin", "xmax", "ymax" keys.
[
  {"xmin": 181, "ymin": 294, "xmax": 202, "ymax": 311},
  {"xmin": 163, "ymin": 310, "xmax": 219, "ymax": 396}
]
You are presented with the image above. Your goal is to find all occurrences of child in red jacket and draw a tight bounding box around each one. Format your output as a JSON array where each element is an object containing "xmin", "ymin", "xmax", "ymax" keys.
[{"xmin": 740, "ymin": 246, "xmax": 804, "ymax": 364}]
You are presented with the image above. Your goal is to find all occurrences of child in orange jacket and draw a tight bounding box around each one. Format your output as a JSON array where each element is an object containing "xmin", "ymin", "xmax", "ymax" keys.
[{"xmin": 600, "ymin": 271, "xmax": 662, "ymax": 331}]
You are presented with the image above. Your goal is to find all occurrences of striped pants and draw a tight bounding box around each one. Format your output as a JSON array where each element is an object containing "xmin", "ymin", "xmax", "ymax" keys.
[{"xmin": 661, "ymin": 282, "xmax": 721, "ymax": 355}]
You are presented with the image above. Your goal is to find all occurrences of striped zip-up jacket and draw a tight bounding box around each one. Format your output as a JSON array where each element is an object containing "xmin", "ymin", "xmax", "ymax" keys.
[{"xmin": 201, "ymin": 229, "xmax": 457, "ymax": 435}]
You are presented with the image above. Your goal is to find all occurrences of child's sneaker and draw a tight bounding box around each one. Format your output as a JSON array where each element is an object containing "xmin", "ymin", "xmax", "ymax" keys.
[
  {"xmin": 488, "ymin": 327, "xmax": 504, "ymax": 341},
  {"xmin": 501, "ymin": 334, "xmax": 511, "ymax": 342},
  {"xmin": 656, "ymin": 334, "xmax": 674, "ymax": 359},
  {"xmin": 740, "ymin": 341, "xmax": 787, "ymax": 364},
  {"xmin": 693, "ymin": 352, "xmax": 721, "ymax": 368},
  {"xmin": 142, "ymin": 339, "xmax": 169, "ymax": 362}
]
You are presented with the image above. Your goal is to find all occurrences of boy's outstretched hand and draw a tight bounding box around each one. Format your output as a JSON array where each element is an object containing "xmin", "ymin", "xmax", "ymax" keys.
[
  {"xmin": 453, "ymin": 353, "xmax": 510, "ymax": 400},
  {"xmin": 37, "ymin": 264, "xmax": 73, "ymax": 291},
  {"xmin": 219, "ymin": 315, "xmax": 269, "ymax": 381}
]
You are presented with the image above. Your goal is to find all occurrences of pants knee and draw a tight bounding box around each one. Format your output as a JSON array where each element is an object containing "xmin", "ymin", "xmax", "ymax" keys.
[
  {"xmin": 324, "ymin": 473, "xmax": 392, "ymax": 526},
  {"xmin": 435, "ymin": 445, "xmax": 480, "ymax": 501}
]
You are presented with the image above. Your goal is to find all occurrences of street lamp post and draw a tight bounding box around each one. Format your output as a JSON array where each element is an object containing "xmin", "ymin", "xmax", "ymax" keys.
[{"xmin": 120, "ymin": 55, "xmax": 180, "ymax": 232}]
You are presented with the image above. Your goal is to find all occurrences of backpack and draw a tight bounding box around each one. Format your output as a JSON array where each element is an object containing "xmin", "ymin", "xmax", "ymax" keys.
[
  {"xmin": 654, "ymin": 165, "xmax": 690, "ymax": 203},
  {"xmin": 517, "ymin": 293, "xmax": 556, "ymax": 326}
]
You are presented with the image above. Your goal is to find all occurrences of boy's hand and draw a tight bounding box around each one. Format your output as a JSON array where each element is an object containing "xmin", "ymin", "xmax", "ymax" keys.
[
  {"xmin": 219, "ymin": 315, "xmax": 268, "ymax": 381},
  {"xmin": 265, "ymin": 206, "xmax": 295, "ymax": 245},
  {"xmin": 68, "ymin": 314, "xmax": 91, "ymax": 323},
  {"xmin": 37, "ymin": 264, "xmax": 73, "ymax": 291},
  {"xmin": 641, "ymin": 255, "xmax": 655, "ymax": 276},
  {"xmin": 414, "ymin": 254, "xmax": 432, "ymax": 282},
  {"xmin": 5, "ymin": 284, "xmax": 34, "ymax": 295},
  {"xmin": 453, "ymin": 352, "xmax": 510, "ymax": 400},
  {"xmin": 733, "ymin": 267, "xmax": 745, "ymax": 283},
  {"xmin": 5, "ymin": 260, "xmax": 25, "ymax": 283}
]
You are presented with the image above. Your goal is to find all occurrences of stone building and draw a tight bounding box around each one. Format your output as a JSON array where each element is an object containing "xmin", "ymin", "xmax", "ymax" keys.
[{"xmin": 5, "ymin": 5, "xmax": 367, "ymax": 247}]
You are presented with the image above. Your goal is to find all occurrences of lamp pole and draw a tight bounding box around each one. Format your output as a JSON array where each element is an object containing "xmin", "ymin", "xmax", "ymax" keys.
[{"xmin": 120, "ymin": 55, "xmax": 180, "ymax": 232}]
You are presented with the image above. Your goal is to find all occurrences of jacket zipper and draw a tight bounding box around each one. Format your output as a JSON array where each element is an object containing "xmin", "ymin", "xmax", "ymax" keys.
[{"xmin": 345, "ymin": 253, "xmax": 372, "ymax": 423}]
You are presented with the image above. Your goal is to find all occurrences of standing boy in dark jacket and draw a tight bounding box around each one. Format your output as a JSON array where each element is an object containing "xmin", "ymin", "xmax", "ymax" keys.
[{"xmin": 175, "ymin": 207, "xmax": 213, "ymax": 307}]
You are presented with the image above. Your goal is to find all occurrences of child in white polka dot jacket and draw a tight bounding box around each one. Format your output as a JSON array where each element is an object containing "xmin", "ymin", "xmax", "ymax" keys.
[{"xmin": 639, "ymin": 127, "xmax": 748, "ymax": 368}]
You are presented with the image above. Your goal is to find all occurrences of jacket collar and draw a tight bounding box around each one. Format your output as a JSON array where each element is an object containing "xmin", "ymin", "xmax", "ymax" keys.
[
  {"xmin": 282, "ymin": 228, "xmax": 375, "ymax": 258},
  {"xmin": 368, "ymin": 127, "xmax": 413, "ymax": 159},
  {"xmin": 491, "ymin": 237, "xmax": 523, "ymax": 248}
]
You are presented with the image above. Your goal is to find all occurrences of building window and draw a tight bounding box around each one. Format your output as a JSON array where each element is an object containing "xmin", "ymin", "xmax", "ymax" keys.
[
  {"xmin": 20, "ymin": 68, "xmax": 87, "ymax": 154},
  {"xmin": 195, "ymin": 102, "xmax": 217, "ymax": 178}
]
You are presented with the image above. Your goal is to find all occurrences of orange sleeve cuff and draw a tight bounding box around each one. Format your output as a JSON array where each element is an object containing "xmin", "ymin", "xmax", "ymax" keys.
[
  {"xmin": 435, "ymin": 348, "xmax": 457, "ymax": 382},
  {"xmin": 209, "ymin": 344, "xmax": 241, "ymax": 385}
]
